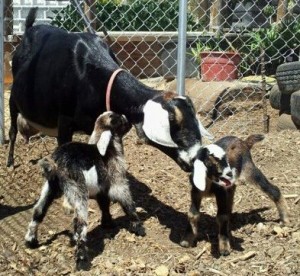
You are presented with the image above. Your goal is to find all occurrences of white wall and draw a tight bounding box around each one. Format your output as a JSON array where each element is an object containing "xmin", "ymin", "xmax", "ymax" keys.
[{"xmin": 13, "ymin": 0, "xmax": 69, "ymax": 34}]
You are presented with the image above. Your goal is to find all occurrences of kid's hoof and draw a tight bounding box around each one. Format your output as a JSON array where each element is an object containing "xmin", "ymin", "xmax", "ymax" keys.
[
  {"xmin": 25, "ymin": 238, "xmax": 39, "ymax": 249},
  {"xmin": 76, "ymin": 259, "xmax": 90, "ymax": 271},
  {"xmin": 219, "ymin": 249, "xmax": 230, "ymax": 256},
  {"xmin": 180, "ymin": 240, "xmax": 192, "ymax": 248},
  {"xmin": 180, "ymin": 233, "xmax": 196, "ymax": 248},
  {"xmin": 130, "ymin": 222, "xmax": 146, "ymax": 237}
]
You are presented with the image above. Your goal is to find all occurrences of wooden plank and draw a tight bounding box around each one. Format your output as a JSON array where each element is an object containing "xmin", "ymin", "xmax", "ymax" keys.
[
  {"xmin": 209, "ymin": 0, "xmax": 222, "ymax": 32},
  {"xmin": 276, "ymin": 0, "xmax": 288, "ymax": 22}
]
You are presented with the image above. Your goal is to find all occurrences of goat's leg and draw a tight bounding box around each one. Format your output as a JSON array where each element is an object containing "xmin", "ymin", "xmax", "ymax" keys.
[
  {"xmin": 57, "ymin": 116, "xmax": 74, "ymax": 146},
  {"xmin": 109, "ymin": 183, "xmax": 145, "ymax": 236},
  {"xmin": 180, "ymin": 186, "xmax": 202, "ymax": 248},
  {"xmin": 215, "ymin": 186, "xmax": 236, "ymax": 256},
  {"xmin": 65, "ymin": 186, "xmax": 89, "ymax": 271},
  {"xmin": 25, "ymin": 180, "xmax": 59, "ymax": 248},
  {"xmin": 243, "ymin": 162, "xmax": 289, "ymax": 224},
  {"xmin": 7, "ymin": 96, "xmax": 19, "ymax": 167},
  {"xmin": 96, "ymin": 194, "xmax": 115, "ymax": 228},
  {"xmin": 73, "ymin": 208, "xmax": 89, "ymax": 271}
]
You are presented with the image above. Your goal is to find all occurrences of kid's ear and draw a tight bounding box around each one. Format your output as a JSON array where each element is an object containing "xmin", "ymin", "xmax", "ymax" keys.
[
  {"xmin": 193, "ymin": 159, "xmax": 207, "ymax": 191},
  {"xmin": 88, "ymin": 130, "xmax": 98, "ymax": 144},
  {"xmin": 97, "ymin": 130, "xmax": 112, "ymax": 156},
  {"xmin": 198, "ymin": 119, "xmax": 214, "ymax": 141}
]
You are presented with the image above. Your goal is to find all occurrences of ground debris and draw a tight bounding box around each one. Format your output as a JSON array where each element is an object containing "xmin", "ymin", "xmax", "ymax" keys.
[
  {"xmin": 224, "ymin": 251, "xmax": 256, "ymax": 264},
  {"xmin": 1, "ymin": 90, "xmax": 300, "ymax": 275},
  {"xmin": 154, "ymin": 265, "xmax": 169, "ymax": 276}
]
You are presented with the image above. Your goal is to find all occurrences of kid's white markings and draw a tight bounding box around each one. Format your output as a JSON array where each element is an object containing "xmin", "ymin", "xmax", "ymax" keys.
[
  {"xmin": 83, "ymin": 165, "xmax": 100, "ymax": 197},
  {"xmin": 206, "ymin": 144, "xmax": 226, "ymax": 159}
]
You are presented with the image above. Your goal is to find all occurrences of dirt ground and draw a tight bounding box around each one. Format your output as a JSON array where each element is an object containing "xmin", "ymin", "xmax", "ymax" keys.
[{"xmin": 0, "ymin": 86, "xmax": 299, "ymax": 276}]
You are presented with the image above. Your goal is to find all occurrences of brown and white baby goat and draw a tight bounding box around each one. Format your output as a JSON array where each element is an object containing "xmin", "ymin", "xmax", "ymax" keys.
[
  {"xmin": 25, "ymin": 111, "xmax": 145, "ymax": 271},
  {"xmin": 181, "ymin": 134, "xmax": 289, "ymax": 256}
]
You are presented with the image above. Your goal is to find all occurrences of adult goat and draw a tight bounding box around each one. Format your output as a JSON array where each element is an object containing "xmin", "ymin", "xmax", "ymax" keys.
[{"xmin": 7, "ymin": 7, "xmax": 212, "ymax": 170}]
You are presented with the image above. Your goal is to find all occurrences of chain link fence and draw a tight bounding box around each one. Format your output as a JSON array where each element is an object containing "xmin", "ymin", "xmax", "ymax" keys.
[{"xmin": 2, "ymin": 0, "xmax": 300, "ymax": 141}]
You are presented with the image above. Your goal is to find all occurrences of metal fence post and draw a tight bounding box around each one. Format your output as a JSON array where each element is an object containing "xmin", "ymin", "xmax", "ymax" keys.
[
  {"xmin": 176, "ymin": 0, "xmax": 187, "ymax": 96},
  {"xmin": 0, "ymin": 0, "xmax": 4, "ymax": 144}
]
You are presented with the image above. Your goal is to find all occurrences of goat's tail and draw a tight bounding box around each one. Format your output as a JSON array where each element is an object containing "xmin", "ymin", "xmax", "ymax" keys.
[
  {"xmin": 25, "ymin": 7, "xmax": 38, "ymax": 29},
  {"xmin": 38, "ymin": 157, "xmax": 58, "ymax": 180},
  {"xmin": 245, "ymin": 134, "xmax": 265, "ymax": 150}
]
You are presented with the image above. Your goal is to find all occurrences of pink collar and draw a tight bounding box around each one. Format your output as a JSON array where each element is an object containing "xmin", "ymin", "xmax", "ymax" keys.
[{"xmin": 106, "ymin": 68, "xmax": 124, "ymax": 111}]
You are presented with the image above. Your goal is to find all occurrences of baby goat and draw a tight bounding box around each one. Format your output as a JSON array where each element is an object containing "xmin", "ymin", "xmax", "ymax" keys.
[
  {"xmin": 181, "ymin": 134, "xmax": 289, "ymax": 256},
  {"xmin": 25, "ymin": 111, "xmax": 145, "ymax": 270}
]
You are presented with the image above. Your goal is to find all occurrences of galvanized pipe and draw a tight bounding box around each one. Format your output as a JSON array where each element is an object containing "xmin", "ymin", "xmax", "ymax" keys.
[
  {"xmin": 71, "ymin": 0, "xmax": 96, "ymax": 34},
  {"xmin": 176, "ymin": 0, "xmax": 187, "ymax": 96}
]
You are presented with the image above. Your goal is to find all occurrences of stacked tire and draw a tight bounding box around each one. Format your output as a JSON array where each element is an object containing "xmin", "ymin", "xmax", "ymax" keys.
[{"xmin": 269, "ymin": 61, "xmax": 300, "ymax": 130}]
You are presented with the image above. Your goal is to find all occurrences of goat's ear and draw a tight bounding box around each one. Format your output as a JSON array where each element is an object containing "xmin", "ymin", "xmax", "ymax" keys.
[
  {"xmin": 198, "ymin": 119, "xmax": 214, "ymax": 141},
  {"xmin": 142, "ymin": 100, "xmax": 178, "ymax": 148},
  {"xmin": 193, "ymin": 159, "xmax": 207, "ymax": 191},
  {"xmin": 88, "ymin": 130, "xmax": 98, "ymax": 144},
  {"xmin": 97, "ymin": 130, "xmax": 112, "ymax": 156}
]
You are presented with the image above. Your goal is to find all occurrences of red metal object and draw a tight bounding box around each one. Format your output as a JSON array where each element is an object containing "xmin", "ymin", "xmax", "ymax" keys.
[{"xmin": 200, "ymin": 51, "xmax": 241, "ymax": 81}]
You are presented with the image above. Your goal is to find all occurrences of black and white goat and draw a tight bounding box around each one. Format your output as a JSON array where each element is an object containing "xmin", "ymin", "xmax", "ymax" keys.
[
  {"xmin": 25, "ymin": 111, "xmax": 145, "ymax": 270},
  {"xmin": 7, "ymin": 7, "xmax": 212, "ymax": 170},
  {"xmin": 181, "ymin": 134, "xmax": 289, "ymax": 256}
]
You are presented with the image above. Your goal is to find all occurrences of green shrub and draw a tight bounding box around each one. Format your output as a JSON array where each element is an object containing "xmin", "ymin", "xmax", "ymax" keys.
[
  {"xmin": 51, "ymin": 0, "xmax": 202, "ymax": 32},
  {"xmin": 241, "ymin": 16, "xmax": 300, "ymax": 75}
]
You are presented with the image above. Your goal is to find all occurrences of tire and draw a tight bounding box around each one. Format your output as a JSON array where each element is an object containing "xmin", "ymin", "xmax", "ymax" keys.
[
  {"xmin": 279, "ymin": 93, "xmax": 291, "ymax": 115},
  {"xmin": 291, "ymin": 90, "xmax": 300, "ymax": 127},
  {"xmin": 269, "ymin": 84, "xmax": 281, "ymax": 110},
  {"xmin": 277, "ymin": 113, "xmax": 299, "ymax": 131},
  {"xmin": 276, "ymin": 61, "xmax": 300, "ymax": 95}
]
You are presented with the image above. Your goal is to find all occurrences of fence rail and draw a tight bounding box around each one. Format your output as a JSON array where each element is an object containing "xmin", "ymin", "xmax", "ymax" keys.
[{"xmin": 1, "ymin": 0, "xmax": 300, "ymax": 144}]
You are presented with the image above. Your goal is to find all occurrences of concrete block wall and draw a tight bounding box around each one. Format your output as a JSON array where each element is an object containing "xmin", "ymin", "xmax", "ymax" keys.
[{"xmin": 13, "ymin": 0, "xmax": 69, "ymax": 34}]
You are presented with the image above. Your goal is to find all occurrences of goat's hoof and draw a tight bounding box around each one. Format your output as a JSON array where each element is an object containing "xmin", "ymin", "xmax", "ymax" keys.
[
  {"xmin": 180, "ymin": 238, "xmax": 196, "ymax": 248},
  {"xmin": 76, "ymin": 257, "xmax": 90, "ymax": 271},
  {"xmin": 135, "ymin": 225, "xmax": 146, "ymax": 237},
  {"xmin": 180, "ymin": 233, "xmax": 196, "ymax": 248},
  {"xmin": 25, "ymin": 238, "xmax": 39, "ymax": 249},
  {"xmin": 180, "ymin": 240, "xmax": 191, "ymax": 248},
  {"xmin": 130, "ymin": 222, "xmax": 146, "ymax": 237},
  {"xmin": 219, "ymin": 249, "xmax": 230, "ymax": 256},
  {"xmin": 6, "ymin": 159, "xmax": 14, "ymax": 168}
]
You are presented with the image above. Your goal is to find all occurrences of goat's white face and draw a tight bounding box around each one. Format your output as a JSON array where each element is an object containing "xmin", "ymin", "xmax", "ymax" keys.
[
  {"xmin": 142, "ymin": 95, "xmax": 213, "ymax": 168},
  {"xmin": 192, "ymin": 144, "xmax": 236, "ymax": 191}
]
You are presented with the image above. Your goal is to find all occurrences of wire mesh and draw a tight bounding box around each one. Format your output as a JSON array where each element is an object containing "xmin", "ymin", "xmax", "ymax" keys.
[
  {"xmin": 2, "ymin": 0, "xmax": 300, "ymax": 137},
  {"xmin": 1, "ymin": 2, "xmax": 300, "ymax": 274}
]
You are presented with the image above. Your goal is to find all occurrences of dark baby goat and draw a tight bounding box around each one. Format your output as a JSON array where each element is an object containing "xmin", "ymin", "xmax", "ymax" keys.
[
  {"xmin": 25, "ymin": 111, "xmax": 145, "ymax": 270},
  {"xmin": 181, "ymin": 134, "xmax": 289, "ymax": 256}
]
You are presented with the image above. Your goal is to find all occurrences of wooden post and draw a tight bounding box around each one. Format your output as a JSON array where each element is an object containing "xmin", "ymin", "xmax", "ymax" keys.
[
  {"xmin": 276, "ymin": 0, "xmax": 288, "ymax": 22},
  {"xmin": 189, "ymin": 0, "xmax": 210, "ymax": 29},
  {"xmin": 209, "ymin": 0, "xmax": 222, "ymax": 33},
  {"xmin": 84, "ymin": 0, "xmax": 97, "ymax": 31}
]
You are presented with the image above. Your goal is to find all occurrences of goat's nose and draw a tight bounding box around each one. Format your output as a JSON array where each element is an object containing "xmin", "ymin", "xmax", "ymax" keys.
[{"xmin": 226, "ymin": 171, "xmax": 233, "ymax": 178}]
